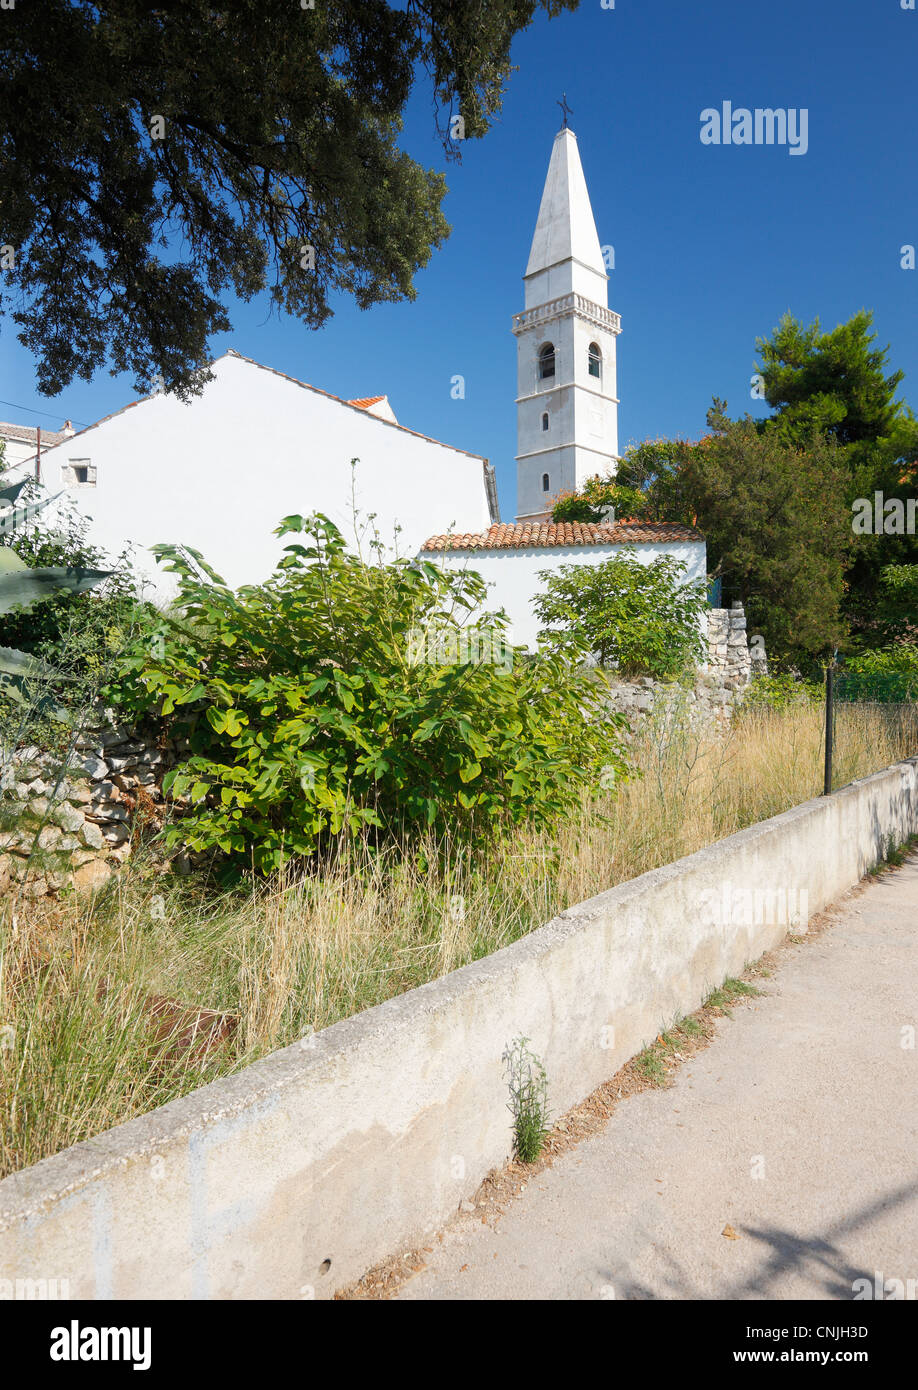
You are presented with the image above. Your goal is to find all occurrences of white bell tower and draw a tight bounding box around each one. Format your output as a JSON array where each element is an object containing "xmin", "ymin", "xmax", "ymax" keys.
[{"xmin": 513, "ymin": 124, "xmax": 621, "ymax": 522}]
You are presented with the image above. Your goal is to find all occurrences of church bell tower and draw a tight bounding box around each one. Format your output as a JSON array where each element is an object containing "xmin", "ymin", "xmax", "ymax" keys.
[{"xmin": 513, "ymin": 123, "xmax": 621, "ymax": 522}]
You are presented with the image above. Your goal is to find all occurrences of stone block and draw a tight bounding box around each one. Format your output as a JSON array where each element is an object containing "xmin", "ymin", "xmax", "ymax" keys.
[
  {"xmin": 73, "ymin": 858, "xmax": 111, "ymax": 894},
  {"xmin": 91, "ymin": 780, "xmax": 121, "ymax": 802},
  {"xmin": 79, "ymin": 754, "xmax": 109, "ymax": 780},
  {"xmin": 106, "ymin": 756, "xmax": 141, "ymax": 774},
  {"xmin": 52, "ymin": 803, "xmax": 85, "ymax": 834},
  {"xmin": 79, "ymin": 821, "xmax": 105, "ymax": 851},
  {"xmin": 71, "ymin": 848, "xmax": 101, "ymax": 867},
  {"xmin": 87, "ymin": 802, "xmax": 129, "ymax": 823}
]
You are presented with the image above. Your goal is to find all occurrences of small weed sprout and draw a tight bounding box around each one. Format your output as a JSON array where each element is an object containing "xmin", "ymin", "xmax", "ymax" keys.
[
  {"xmin": 705, "ymin": 977, "xmax": 761, "ymax": 1017},
  {"xmin": 504, "ymin": 1035, "xmax": 550, "ymax": 1163},
  {"xmin": 874, "ymin": 832, "xmax": 917, "ymax": 871}
]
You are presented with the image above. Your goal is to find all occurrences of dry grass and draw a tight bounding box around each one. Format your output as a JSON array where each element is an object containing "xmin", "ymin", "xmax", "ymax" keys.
[{"xmin": 2, "ymin": 699, "xmax": 915, "ymax": 1177}]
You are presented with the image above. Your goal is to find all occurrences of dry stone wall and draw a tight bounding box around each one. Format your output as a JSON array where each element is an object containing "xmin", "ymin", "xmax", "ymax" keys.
[
  {"xmin": 602, "ymin": 604, "xmax": 764, "ymax": 732},
  {"xmin": 0, "ymin": 714, "xmax": 178, "ymax": 900}
]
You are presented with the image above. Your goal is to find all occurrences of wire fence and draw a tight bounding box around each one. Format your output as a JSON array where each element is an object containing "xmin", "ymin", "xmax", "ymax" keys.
[
  {"xmin": 824, "ymin": 665, "xmax": 918, "ymax": 795},
  {"xmin": 834, "ymin": 671, "xmax": 918, "ymax": 704}
]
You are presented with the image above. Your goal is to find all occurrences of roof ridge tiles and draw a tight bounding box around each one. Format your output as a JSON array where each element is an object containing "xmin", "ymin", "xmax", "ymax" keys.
[{"xmin": 422, "ymin": 520, "xmax": 703, "ymax": 551}]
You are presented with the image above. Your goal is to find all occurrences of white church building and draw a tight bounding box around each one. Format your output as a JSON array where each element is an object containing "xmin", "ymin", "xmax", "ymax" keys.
[{"xmin": 424, "ymin": 123, "xmax": 706, "ymax": 649}]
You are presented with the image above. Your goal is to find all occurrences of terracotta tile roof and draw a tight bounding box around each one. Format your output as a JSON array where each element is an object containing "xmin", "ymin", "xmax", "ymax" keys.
[
  {"xmin": 422, "ymin": 520, "xmax": 704, "ymax": 551},
  {"xmin": 347, "ymin": 395, "xmax": 386, "ymax": 409},
  {"xmin": 0, "ymin": 421, "xmax": 72, "ymax": 447}
]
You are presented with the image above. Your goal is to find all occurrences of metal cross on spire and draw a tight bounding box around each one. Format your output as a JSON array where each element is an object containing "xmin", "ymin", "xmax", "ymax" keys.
[{"xmin": 557, "ymin": 92, "xmax": 573, "ymax": 128}]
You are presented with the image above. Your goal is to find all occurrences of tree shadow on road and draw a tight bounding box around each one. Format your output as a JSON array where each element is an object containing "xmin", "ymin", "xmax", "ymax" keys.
[{"xmin": 605, "ymin": 1175, "xmax": 918, "ymax": 1300}]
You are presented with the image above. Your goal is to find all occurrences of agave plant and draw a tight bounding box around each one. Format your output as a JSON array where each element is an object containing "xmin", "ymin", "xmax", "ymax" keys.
[{"xmin": 0, "ymin": 477, "xmax": 111, "ymax": 695}]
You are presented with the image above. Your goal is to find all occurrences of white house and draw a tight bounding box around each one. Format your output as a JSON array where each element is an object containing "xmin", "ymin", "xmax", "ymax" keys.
[
  {"xmin": 0, "ymin": 420, "xmax": 75, "ymax": 472},
  {"xmin": 422, "ymin": 519, "xmax": 707, "ymax": 650},
  {"xmin": 423, "ymin": 124, "xmax": 706, "ymax": 650},
  {"xmin": 9, "ymin": 353, "xmax": 497, "ymax": 598}
]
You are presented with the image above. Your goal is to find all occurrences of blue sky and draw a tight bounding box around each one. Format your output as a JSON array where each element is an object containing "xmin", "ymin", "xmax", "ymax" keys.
[{"xmin": 1, "ymin": 0, "xmax": 916, "ymax": 520}]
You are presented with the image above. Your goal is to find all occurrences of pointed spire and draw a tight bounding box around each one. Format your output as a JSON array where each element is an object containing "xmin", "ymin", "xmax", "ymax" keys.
[{"xmin": 524, "ymin": 127, "xmax": 607, "ymax": 304}]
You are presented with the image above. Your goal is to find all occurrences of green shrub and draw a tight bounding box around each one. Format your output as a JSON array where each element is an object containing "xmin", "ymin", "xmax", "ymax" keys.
[
  {"xmin": 115, "ymin": 514, "xmax": 628, "ymax": 871},
  {"xmin": 843, "ymin": 646, "xmax": 918, "ymax": 677},
  {"xmin": 1, "ymin": 503, "xmax": 140, "ymax": 668},
  {"xmin": 0, "ymin": 488, "xmax": 143, "ymax": 753},
  {"xmin": 838, "ymin": 646, "xmax": 918, "ymax": 701},
  {"xmin": 533, "ymin": 550, "xmax": 707, "ymax": 679},
  {"xmin": 739, "ymin": 673, "xmax": 823, "ymax": 713},
  {"xmin": 868, "ymin": 564, "xmax": 918, "ymax": 645}
]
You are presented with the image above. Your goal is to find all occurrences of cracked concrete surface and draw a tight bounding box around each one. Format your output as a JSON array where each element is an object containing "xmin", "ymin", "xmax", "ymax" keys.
[{"xmin": 398, "ymin": 857, "xmax": 918, "ymax": 1300}]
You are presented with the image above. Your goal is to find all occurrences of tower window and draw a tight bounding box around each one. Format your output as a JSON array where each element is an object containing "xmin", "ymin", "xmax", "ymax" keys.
[
  {"xmin": 538, "ymin": 343, "xmax": 555, "ymax": 381},
  {"xmin": 542, "ymin": 473, "xmax": 550, "ymax": 492},
  {"xmin": 541, "ymin": 412, "xmax": 550, "ymax": 432},
  {"xmin": 588, "ymin": 342, "xmax": 602, "ymax": 379}
]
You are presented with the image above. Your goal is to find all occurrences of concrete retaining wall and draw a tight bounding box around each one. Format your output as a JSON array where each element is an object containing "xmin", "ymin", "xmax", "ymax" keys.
[{"xmin": 2, "ymin": 758, "xmax": 916, "ymax": 1300}]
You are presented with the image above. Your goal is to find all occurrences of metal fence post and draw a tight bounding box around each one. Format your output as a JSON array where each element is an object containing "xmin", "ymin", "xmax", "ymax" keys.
[{"xmin": 824, "ymin": 663, "xmax": 834, "ymax": 795}]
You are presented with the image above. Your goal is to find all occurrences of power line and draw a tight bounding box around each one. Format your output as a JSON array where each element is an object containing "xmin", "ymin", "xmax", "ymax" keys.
[{"xmin": 0, "ymin": 398, "xmax": 90, "ymax": 428}]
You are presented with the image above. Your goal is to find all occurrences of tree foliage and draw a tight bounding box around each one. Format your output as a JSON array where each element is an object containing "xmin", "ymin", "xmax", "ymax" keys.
[
  {"xmin": 754, "ymin": 311, "xmax": 918, "ymax": 644},
  {"xmin": 551, "ymin": 304, "xmax": 918, "ymax": 667},
  {"xmin": 864, "ymin": 563, "xmax": 918, "ymax": 646},
  {"xmin": 0, "ymin": 486, "xmax": 117, "ymax": 698},
  {"xmin": 755, "ymin": 310, "xmax": 904, "ymax": 449},
  {"xmin": 838, "ymin": 642, "xmax": 918, "ymax": 701},
  {"xmin": 0, "ymin": 0, "xmax": 576, "ymax": 398},
  {"xmin": 680, "ymin": 405, "xmax": 851, "ymax": 666},
  {"xmin": 551, "ymin": 440, "xmax": 702, "ymax": 528}
]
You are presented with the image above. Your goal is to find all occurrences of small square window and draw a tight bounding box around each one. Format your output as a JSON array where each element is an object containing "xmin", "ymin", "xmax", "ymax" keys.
[{"xmin": 63, "ymin": 460, "xmax": 97, "ymax": 487}]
